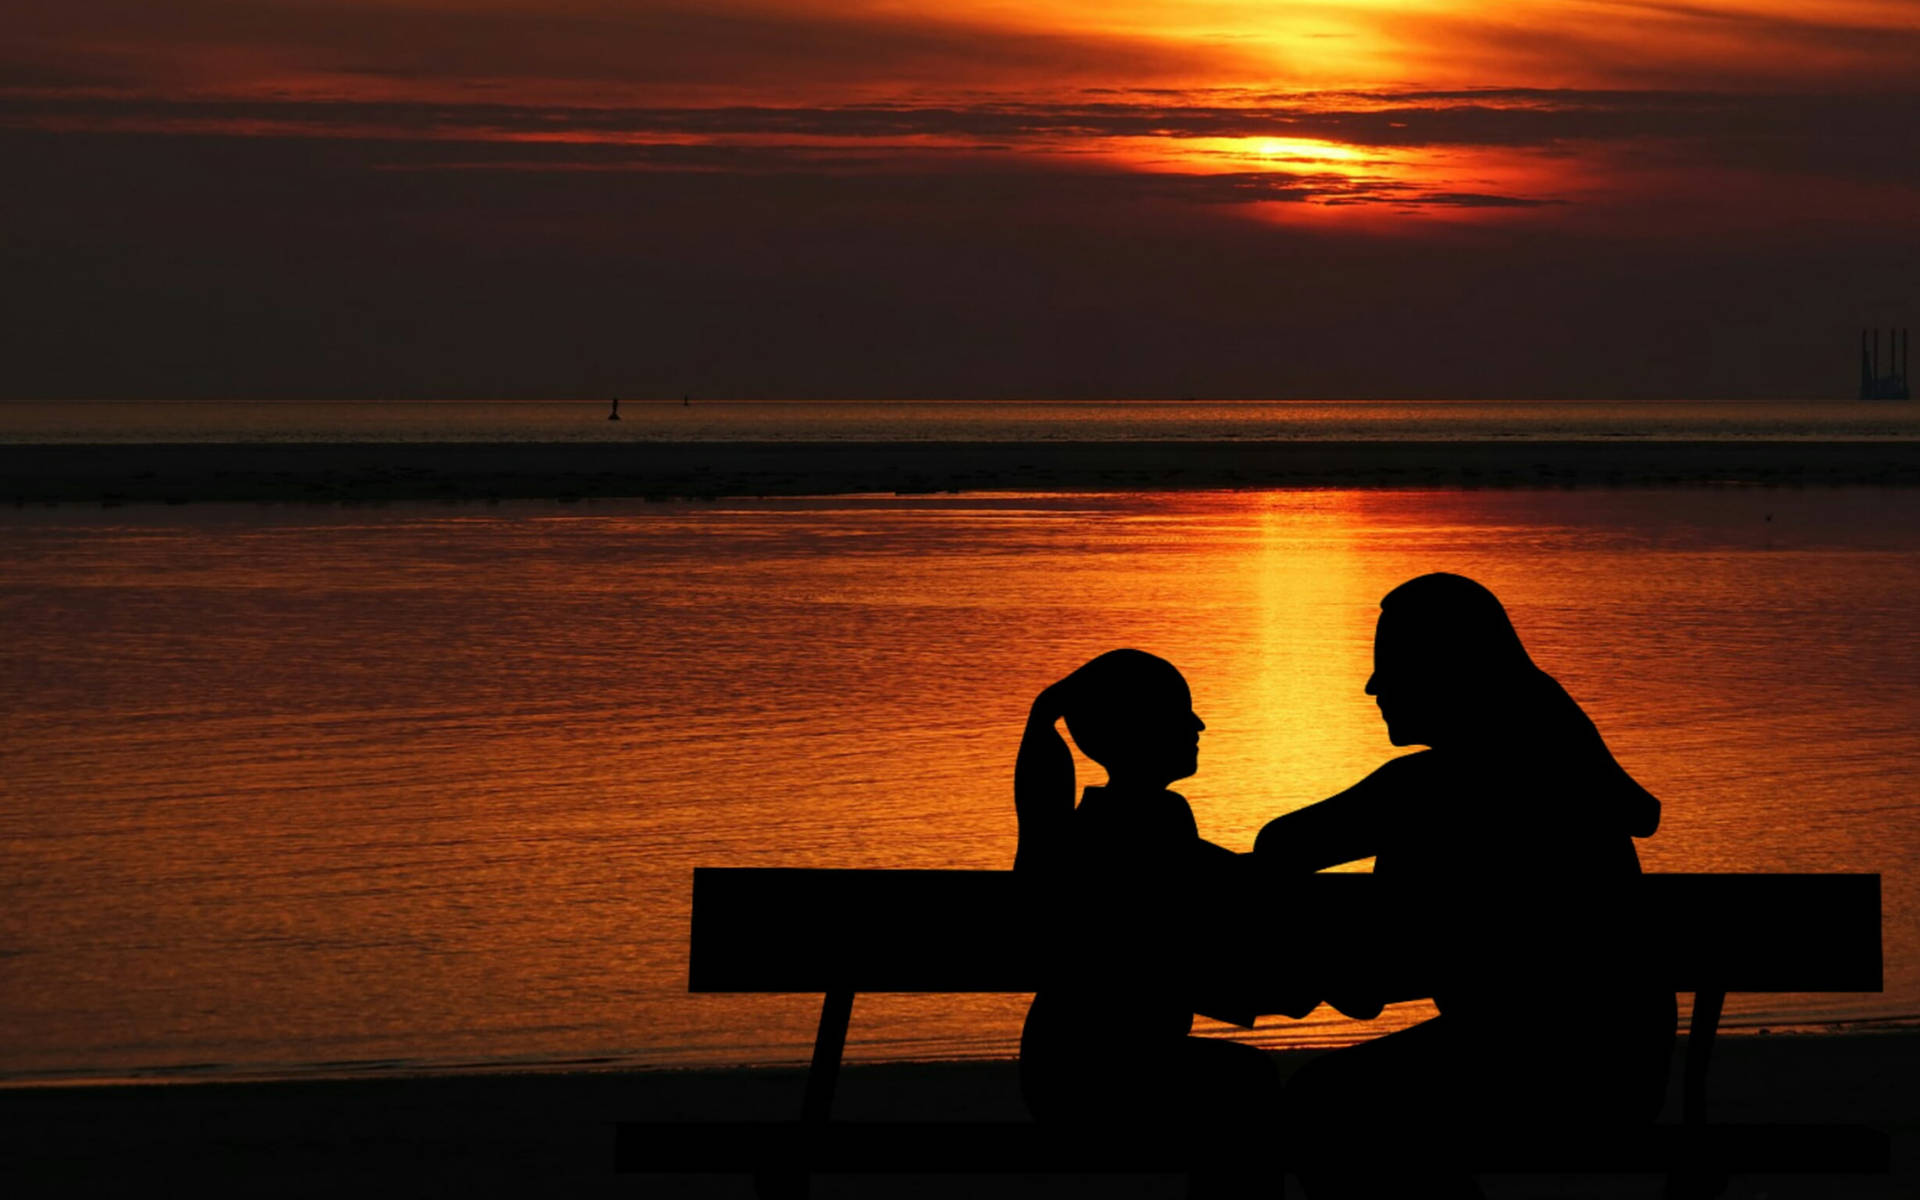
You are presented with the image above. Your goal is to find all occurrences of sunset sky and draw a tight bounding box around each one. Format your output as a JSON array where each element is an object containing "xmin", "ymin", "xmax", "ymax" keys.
[{"xmin": 5, "ymin": 1, "xmax": 1918, "ymax": 400}]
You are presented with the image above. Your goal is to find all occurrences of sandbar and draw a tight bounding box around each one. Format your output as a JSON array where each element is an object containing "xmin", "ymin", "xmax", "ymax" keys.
[{"xmin": 7, "ymin": 440, "xmax": 1920, "ymax": 505}]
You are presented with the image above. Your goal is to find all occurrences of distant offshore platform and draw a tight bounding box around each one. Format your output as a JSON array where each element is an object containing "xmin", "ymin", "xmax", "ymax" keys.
[{"xmin": 1860, "ymin": 327, "xmax": 1911, "ymax": 400}]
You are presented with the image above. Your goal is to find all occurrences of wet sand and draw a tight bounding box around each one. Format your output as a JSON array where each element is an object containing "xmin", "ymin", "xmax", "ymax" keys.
[
  {"xmin": 3, "ymin": 1034, "xmax": 1913, "ymax": 1197},
  {"xmin": 7, "ymin": 440, "xmax": 1920, "ymax": 504}
]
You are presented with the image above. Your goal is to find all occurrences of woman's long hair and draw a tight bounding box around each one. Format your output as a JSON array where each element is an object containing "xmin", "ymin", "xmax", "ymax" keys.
[{"xmin": 1381, "ymin": 573, "xmax": 1660, "ymax": 838}]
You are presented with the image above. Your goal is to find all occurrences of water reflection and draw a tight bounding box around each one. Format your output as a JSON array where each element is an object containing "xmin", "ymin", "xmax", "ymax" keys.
[{"xmin": 1, "ymin": 488, "xmax": 1915, "ymax": 1081}]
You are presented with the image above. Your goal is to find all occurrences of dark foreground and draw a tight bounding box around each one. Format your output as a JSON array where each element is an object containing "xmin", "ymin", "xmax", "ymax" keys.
[
  {"xmin": 7, "ymin": 440, "xmax": 1920, "ymax": 504},
  {"xmin": 3, "ymin": 1034, "xmax": 1914, "ymax": 1198}
]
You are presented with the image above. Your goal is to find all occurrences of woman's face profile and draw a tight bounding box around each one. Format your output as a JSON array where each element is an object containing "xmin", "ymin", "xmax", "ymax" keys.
[{"xmin": 1365, "ymin": 612, "xmax": 1445, "ymax": 747}]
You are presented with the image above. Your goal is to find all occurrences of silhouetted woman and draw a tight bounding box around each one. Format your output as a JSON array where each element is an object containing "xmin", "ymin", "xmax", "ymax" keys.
[
  {"xmin": 1014, "ymin": 650, "xmax": 1283, "ymax": 1143},
  {"xmin": 1256, "ymin": 573, "xmax": 1674, "ymax": 1196}
]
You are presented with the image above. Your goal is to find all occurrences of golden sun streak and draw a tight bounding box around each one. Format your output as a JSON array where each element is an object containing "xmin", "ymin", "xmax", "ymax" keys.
[{"xmin": 1071, "ymin": 133, "xmax": 1578, "ymax": 222}]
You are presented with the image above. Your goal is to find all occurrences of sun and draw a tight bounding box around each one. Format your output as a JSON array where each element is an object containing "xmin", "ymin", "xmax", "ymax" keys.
[{"xmin": 1253, "ymin": 138, "xmax": 1366, "ymax": 164}]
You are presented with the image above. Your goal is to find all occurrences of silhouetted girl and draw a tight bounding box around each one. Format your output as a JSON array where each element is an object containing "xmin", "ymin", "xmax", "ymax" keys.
[
  {"xmin": 1256, "ymin": 573, "xmax": 1675, "ymax": 1195},
  {"xmin": 1014, "ymin": 650, "xmax": 1283, "ymax": 1134}
]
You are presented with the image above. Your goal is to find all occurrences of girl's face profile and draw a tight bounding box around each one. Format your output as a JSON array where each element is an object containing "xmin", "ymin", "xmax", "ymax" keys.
[
  {"xmin": 1125, "ymin": 674, "xmax": 1205, "ymax": 787},
  {"xmin": 1063, "ymin": 651, "xmax": 1204, "ymax": 787}
]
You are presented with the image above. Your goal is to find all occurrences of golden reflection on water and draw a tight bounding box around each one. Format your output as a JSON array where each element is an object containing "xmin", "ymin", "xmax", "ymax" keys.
[{"xmin": 2, "ymin": 488, "xmax": 1918, "ymax": 1081}]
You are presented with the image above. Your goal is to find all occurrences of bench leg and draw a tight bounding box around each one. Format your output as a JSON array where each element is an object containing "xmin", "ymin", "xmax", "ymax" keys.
[
  {"xmin": 755, "ymin": 990, "xmax": 855, "ymax": 1200},
  {"xmin": 804, "ymin": 989, "xmax": 855, "ymax": 1124},
  {"xmin": 1664, "ymin": 988, "xmax": 1729, "ymax": 1200},
  {"xmin": 1682, "ymin": 988, "xmax": 1724, "ymax": 1128}
]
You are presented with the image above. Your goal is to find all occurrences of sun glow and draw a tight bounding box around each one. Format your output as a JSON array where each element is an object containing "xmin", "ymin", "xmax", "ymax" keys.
[
  {"xmin": 1061, "ymin": 131, "xmax": 1580, "ymax": 223},
  {"xmin": 1253, "ymin": 138, "xmax": 1366, "ymax": 164},
  {"xmin": 7, "ymin": 0, "xmax": 1914, "ymax": 232}
]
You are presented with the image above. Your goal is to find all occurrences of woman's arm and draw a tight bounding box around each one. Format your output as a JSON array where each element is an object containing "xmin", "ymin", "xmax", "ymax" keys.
[
  {"xmin": 1252, "ymin": 751, "xmax": 1428, "ymax": 873},
  {"xmin": 1248, "ymin": 754, "xmax": 1437, "ymax": 1015}
]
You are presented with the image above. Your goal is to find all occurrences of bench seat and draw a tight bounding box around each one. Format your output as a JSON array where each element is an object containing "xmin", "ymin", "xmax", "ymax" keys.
[{"xmin": 619, "ymin": 868, "xmax": 1886, "ymax": 1195}]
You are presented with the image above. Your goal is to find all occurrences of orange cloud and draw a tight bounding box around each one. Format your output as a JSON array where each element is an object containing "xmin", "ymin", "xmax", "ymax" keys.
[{"xmin": 7, "ymin": 1, "xmax": 1918, "ymax": 107}]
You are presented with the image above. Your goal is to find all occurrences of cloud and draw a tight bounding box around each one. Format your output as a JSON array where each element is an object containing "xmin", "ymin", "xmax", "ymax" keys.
[
  {"xmin": 0, "ymin": 0, "xmax": 1267, "ymax": 101},
  {"xmin": 9, "ymin": 1, "xmax": 1920, "ymax": 108},
  {"xmin": 13, "ymin": 87, "xmax": 1920, "ymax": 145},
  {"xmin": 9, "ymin": 89, "xmax": 1919, "ymax": 193},
  {"xmin": 1597, "ymin": 0, "xmax": 1920, "ymax": 55},
  {"xmin": 1375, "ymin": 0, "xmax": 1920, "ymax": 91}
]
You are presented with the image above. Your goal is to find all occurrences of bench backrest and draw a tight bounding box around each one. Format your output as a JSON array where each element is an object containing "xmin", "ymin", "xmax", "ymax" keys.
[{"xmin": 688, "ymin": 868, "xmax": 1882, "ymax": 995}]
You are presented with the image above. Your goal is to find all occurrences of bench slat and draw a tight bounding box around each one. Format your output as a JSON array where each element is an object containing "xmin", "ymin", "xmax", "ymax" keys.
[{"xmin": 689, "ymin": 869, "xmax": 1882, "ymax": 995}]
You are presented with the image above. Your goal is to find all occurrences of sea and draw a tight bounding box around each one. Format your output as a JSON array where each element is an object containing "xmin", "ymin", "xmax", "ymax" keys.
[{"xmin": 3, "ymin": 401, "xmax": 1918, "ymax": 1085}]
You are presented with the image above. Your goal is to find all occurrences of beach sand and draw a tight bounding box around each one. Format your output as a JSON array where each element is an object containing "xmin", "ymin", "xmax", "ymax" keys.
[
  {"xmin": 7, "ymin": 440, "xmax": 1920, "ymax": 505},
  {"xmin": 3, "ymin": 1033, "xmax": 1913, "ymax": 1197}
]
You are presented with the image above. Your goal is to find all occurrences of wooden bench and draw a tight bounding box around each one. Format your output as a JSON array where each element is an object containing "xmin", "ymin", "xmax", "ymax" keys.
[{"xmin": 617, "ymin": 868, "xmax": 1885, "ymax": 1195}]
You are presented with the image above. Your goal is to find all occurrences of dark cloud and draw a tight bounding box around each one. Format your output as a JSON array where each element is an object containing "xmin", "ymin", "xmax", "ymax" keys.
[
  {"xmin": 1377, "ymin": 1, "xmax": 1920, "ymax": 91},
  {"xmin": 3, "ymin": 125, "xmax": 1913, "ymax": 403},
  {"xmin": 1402, "ymin": 191, "xmax": 1555, "ymax": 208},
  {"xmin": 9, "ymin": 1, "xmax": 1918, "ymax": 105},
  {"xmin": 1110, "ymin": 171, "xmax": 1554, "ymax": 210},
  {"xmin": 12, "ymin": 89, "xmax": 1920, "ymax": 149},
  {"xmin": 0, "ymin": 55, "xmax": 134, "ymax": 90},
  {"xmin": 1, "ymin": 0, "xmax": 1264, "ymax": 97},
  {"xmin": 9, "ymin": 90, "xmax": 1919, "ymax": 194},
  {"xmin": 1600, "ymin": 0, "xmax": 1920, "ymax": 55}
]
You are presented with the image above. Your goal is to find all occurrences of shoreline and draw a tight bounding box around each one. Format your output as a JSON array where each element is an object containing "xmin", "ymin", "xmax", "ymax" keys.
[
  {"xmin": 6, "ymin": 1018, "xmax": 1914, "ymax": 1093},
  {"xmin": 3, "ymin": 1033, "xmax": 1914, "ymax": 1195},
  {"xmin": 8, "ymin": 440, "xmax": 1920, "ymax": 505}
]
